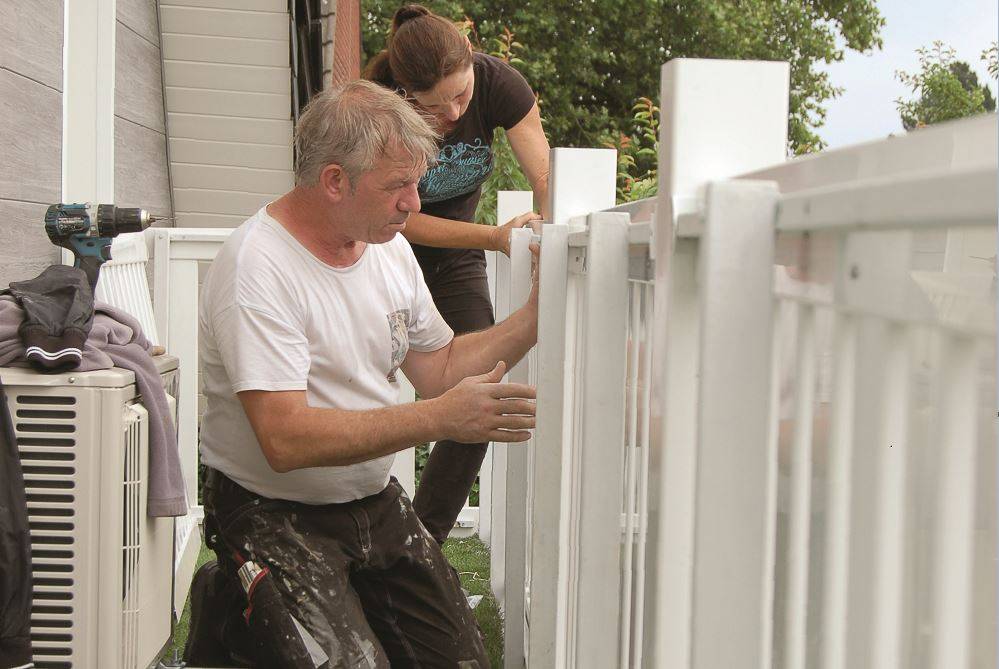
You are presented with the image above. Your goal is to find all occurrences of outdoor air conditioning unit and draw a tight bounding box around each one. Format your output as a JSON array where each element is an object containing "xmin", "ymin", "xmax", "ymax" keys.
[{"xmin": 3, "ymin": 355, "xmax": 179, "ymax": 669}]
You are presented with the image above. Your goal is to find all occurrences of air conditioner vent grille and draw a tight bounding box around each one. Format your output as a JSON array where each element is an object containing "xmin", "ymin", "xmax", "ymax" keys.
[
  {"xmin": 121, "ymin": 412, "xmax": 143, "ymax": 668},
  {"xmin": 25, "ymin": 493, "xmax": 75, "ymax": 504},
  {"xmin": 19, "ymin": 437, "xmax": 75, "ymax": 447},
  {"xmin": 32, "ymin": 619, "xmax": 72, "ymax": 629},
  {"xmin": 17, "ymin": 408, "xmax": 77, "ymax": 419},
  {"xmin": 28, "ymin": 521, "xmax": 74, "ymax": 531},
  {"xmin": 18, "ymin": 423, "xmax": 75, "ymax": 433},
  {"xmin": 33, "ymin": 563, "xmax": 73, "ymax": 574},
  {"xmin": 33, "ymin": 591, "xmax": 72, "ymax": 601},
  {"xmin": 21, "ymin": 451, "xmax": 74, "ymax": 462},
  {"xmin": 23, "ymin": 465, "xmax": 75, "ymax": 476},
  {"xmin": 17, "ymin": 395, "xmax": 75, "ymax": 405},
  {"xmin": 14, "ymin": 392, "xmax": 80, "ymax": 667},
  {"xmin": 28, "ymin": 506, "xmax": 73, "ymax": 517},
  {"xmin": 27, "ymin": 479, "xmax": 74, "ymax": 490},
  {"xmin": 32, "ymin": 533, "xmax": 72, "ymax": 544}
]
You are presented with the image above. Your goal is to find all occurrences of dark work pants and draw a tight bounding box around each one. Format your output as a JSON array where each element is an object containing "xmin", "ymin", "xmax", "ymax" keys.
[
  {"xmin": 203, "ymin": 469, "xmax": 487, "ymax": 668},
  {"xmin": 412, "ymin": 249, "xmax": 495, "ymax": 545}
]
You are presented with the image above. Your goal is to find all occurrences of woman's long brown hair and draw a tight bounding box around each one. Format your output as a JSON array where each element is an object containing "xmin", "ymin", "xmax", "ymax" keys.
[{"xmin": 363, "ymin": 4, "xmax": 473, "ymax": 94}]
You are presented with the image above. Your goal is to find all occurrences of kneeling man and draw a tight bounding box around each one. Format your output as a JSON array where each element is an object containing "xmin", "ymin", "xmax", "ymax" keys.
[{"xmin": 194, "ymin": 80, "xmax": 537, "ymax": 667}]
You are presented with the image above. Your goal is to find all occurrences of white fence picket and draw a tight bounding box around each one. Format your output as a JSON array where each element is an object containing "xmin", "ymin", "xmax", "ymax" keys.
[
  {"xmin": 502, "ymin": 227, "xmax": 537, "ymax": 667},
  {"xmin": 572, "ymin": 212, "xmax": 630, "ymax": 668}
]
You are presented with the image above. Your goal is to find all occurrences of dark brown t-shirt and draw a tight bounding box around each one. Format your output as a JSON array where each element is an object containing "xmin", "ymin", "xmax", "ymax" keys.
[{"xmin": 413, "ymin": 53, "xmax": 535, "ymax": 270}]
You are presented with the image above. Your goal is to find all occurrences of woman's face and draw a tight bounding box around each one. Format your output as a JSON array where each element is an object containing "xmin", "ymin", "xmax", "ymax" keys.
[{"xmin": 410, "ymin": 65, "xmax": 474, "ymax": 134}]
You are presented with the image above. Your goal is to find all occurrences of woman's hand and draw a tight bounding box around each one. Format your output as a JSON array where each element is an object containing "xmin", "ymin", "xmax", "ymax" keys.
[{"xmin": 490, "ymin": 211, "xmax": 543, "ymax": 256}]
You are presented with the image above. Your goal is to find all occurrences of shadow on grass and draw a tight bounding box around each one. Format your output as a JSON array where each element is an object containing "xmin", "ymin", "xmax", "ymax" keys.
[{"xmin": 163, "ymin": 534, "xmax": 504, "ymax": 668}]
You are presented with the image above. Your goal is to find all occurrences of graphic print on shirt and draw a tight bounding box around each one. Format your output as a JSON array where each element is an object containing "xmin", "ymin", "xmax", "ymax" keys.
[
  {"xmin": 387, "ymin": 309, "xmax": 410, "ymax": 382},
  {"xmin": 419, "ymin": 138, "xmax": 494, "ymax": 204}
]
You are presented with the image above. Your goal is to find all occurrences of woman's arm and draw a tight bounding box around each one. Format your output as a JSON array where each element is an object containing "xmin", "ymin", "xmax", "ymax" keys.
[
  {"xmin": 506, "ymin": 103, "xmax": 552, "ymax": 219},
  {"xmin": 402, "ymin": 210, "xmax": 540, "ymax": 255},
  {"xmin": 402, "ymin": 211, "xmax": 498, "ymax": 251}
]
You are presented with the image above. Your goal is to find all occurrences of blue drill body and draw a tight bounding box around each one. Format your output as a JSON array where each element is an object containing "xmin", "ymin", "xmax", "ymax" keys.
[{"xmin": 44, "ymin": 203, "xmax": 155, "ymax": 289}]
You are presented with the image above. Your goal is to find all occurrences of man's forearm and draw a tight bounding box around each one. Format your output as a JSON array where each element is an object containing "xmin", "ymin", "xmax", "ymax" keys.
[
  {"xmin": 440, "ymin": 304, "xmax": 538, "ymax": 389},
  {"xmin": 259, "ymin": 398, "xmax": 447, "ymax": 472}
]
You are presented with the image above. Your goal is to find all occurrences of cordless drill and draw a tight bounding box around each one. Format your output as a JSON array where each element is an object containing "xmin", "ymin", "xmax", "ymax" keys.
[{"xmin": 44, "ymin": 203, "xmax": 162, "ymax": 290}]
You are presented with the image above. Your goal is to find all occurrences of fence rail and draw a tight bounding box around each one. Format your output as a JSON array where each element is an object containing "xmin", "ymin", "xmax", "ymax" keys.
[{"xmin": 485, "ymin": 59, "xmax": 996, "ymax": 669}]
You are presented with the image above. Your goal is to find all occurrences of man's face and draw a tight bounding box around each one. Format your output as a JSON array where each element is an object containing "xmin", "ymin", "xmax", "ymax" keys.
[
  {"xmin": 340, "ymin": 149, "xmax": 425, "ymax": 244},
  {"xmin": 410, "ymin": 65, "xmax": 474, "ymax": 134}
]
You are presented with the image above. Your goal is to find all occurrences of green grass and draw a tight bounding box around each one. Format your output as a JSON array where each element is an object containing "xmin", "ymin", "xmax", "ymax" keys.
[
  {"xmin": 442, "ymin": 536, "xmax": 504, "ymax": 667},
  {"xmin": 163, "ymin": 534, "xmax": 503, "ymax": 667}
]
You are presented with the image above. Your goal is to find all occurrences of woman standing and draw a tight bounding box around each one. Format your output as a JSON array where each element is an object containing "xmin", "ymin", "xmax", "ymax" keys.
[{"xmin": 365, "ymin": 4, "xmax": 550, "ymax": 544}]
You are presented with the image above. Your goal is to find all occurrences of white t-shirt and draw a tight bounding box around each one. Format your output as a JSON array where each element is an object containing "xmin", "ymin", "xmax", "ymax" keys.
[{"xmin": 199, "ymin": 207, "xmax": 453, "ymax": 504}]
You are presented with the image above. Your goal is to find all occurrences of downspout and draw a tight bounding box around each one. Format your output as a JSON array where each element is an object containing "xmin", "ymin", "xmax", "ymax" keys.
[{"xmin": 154, "ymin": 0, "xmax": 177, "ymax": 226}]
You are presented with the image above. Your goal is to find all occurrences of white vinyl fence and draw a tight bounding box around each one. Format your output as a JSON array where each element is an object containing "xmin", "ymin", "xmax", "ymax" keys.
[
  {"xmin": 485, "ymin": 58, "xmax": 997, "ymax": 669},
  {"xmin": 133, "ymin": 57, "xmax": 994, "ymax": 669}
]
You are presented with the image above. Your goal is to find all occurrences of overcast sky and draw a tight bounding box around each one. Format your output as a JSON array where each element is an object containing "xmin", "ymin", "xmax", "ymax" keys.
[{"xmin": 817, "ymin": 0, "xmax": 998, "ymax": 149}]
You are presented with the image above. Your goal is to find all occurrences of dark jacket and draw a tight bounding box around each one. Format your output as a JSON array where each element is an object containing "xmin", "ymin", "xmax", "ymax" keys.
[{"xmin": 0, "ymin": 382, "xmax": 32, "ymax": 668}]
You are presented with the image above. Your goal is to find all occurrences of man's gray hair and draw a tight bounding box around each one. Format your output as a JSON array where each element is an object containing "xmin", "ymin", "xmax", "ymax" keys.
[{"xmin": 294, "ymin": 79, "xmax": 439, "ymax": 186}]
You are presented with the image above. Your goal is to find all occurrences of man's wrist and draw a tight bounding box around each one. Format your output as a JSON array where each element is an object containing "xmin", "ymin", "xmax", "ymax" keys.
[{"xmin": 418, "ymin": 396, "xmax": 447, "ymax": 442}]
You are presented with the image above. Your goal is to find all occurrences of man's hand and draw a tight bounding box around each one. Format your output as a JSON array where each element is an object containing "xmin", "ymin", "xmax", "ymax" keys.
[
  {"xmin": 490, "ymin": 212, "xmax": 543, "ymax": 257},
  {"xmin": 429, "ymin": 361, "xmax": 536, "ymax": 443}
]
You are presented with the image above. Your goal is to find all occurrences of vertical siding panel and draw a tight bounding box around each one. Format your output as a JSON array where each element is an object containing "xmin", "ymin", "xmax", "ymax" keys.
[{"xmin": 0, "ymin": 0, "xmax": 63, "ymax": 286}]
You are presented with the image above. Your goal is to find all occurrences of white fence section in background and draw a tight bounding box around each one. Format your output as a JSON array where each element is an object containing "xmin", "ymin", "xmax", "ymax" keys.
[
  {"xmin": 145, "ymin": 227, "xmax": 459, "ymax": 520},
  {"xmin": 95, "ymin": 232, "xmax": 160, "ymax": 346},
  {"xmin": 95, "ymin": 231, "xmax": 200, "ymax": 616},
  {"xmin": 487, "ymin": 58, "xmax": 996, "ymax": 669},
  {"xmin": 485, "ymin": 190, "xmax": 535, "ymax": 611}
]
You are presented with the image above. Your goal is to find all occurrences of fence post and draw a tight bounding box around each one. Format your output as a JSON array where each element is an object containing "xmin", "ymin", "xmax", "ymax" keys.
[
  {"xmin": 503, "ymin": 226, "xmax": 537, "ymax": 667},
  {"xmin": 572, "ymin": 211, "xmax": 631, "ymax": 668},
  {"xmin": 479, "ymin": 249, "xmax": 499, "ymax": 546},
  {"xmin": 491, "ymin": 191, "xmax": 534, "ymax": 605},
  {"xmin": 391, "ymin": 374, "xmax": 417, "ymax": 497},
  {"xmin": 528, "ymin": 147, "xmax": 617, "ymax": 668},
  {"xmin": 645, "ymin": 58, "xmax": 790, "ymax": 668}
]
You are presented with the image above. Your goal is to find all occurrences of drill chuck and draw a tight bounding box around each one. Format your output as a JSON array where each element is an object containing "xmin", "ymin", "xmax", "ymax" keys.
[{"xmin": 96, "ymin": 204, "xmax": 153, "ymax": 236}]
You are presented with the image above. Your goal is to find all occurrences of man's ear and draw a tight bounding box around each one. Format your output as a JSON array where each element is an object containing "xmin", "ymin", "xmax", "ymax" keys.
[{"xmin": 319, "ymin": 163, "xmax": 350, "ymax": 202}]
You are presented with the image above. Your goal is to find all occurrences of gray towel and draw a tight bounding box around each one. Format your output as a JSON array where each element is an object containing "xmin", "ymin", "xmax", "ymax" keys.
[{"xmin": 0, "ymin": 296, "xmax": 187, "ymax": 517}]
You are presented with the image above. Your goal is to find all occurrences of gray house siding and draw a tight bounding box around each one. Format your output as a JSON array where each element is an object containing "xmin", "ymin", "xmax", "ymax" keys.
[
  {"xmin": 0, "ymin": 1, "xmax": 64, "ymax": 286},
  {"xmin": 161, "ymin": 0, "xmax": 295, "ymax": 228},
  {"xmin": 0, "ymin": 1, "xmax": 174, "ymax": 289},
  {"xmin": 116, "ymin": 0, "xmax": 174, "ymax": 219}
]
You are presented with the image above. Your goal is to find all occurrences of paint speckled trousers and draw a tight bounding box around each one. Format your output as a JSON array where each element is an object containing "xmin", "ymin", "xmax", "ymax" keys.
[{"xmin": 203, "ymin": 469, "xmax": 487, "ymax": 668}]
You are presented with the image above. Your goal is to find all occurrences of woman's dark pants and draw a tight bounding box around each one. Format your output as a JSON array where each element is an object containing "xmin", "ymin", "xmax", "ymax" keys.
[{"xmin": 412, "ymin": 249, "xmax": 495, "ymax": 545}]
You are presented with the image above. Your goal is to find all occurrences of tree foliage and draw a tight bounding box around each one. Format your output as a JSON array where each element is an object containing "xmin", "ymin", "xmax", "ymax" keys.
[
  {"xmin": 361, "ymin": 0, "xmax": 885, "ymax": 155},
  {"xmin": 895, "ymin": 41, "xmax": 997, "ymax": 131}
]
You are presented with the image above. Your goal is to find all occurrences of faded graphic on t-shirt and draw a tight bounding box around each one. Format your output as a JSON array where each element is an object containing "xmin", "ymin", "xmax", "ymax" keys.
[
  {"xmin": 419, "ymin": 138, "xmax": 494, "ymax": 204},
  {"xmin": 387, "ymin": 309, "xmax": 410, "ymax": 382}
]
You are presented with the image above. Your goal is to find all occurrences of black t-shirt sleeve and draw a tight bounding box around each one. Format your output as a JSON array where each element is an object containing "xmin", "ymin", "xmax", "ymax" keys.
[{"xmin": 480, "ymin": 54, "xmax": 536, "ymax": 131}]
